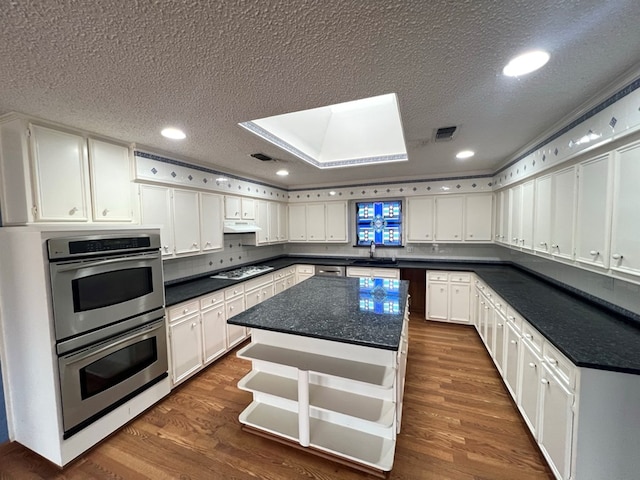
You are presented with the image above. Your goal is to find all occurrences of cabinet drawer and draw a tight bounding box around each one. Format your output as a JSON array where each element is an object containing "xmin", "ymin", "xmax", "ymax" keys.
[
  {"xmin": 244, "ymin": 273, "xmax": 273, "ymax": 291},
  {"xmin": 296, "ymin": 264, "xmax": 314, "ymax": 274},
  {"xmin": 200, "ymin": 291, "xmax": 225, "ymax": 309},
  {"xmin": 168, "ymin": 300, "xmax": 200, "ymax": 322},
  {"xmin": 505, "ymin": 307, "xmax": 523, "ymax": 331},
  {"xmin": 521, "ymin": 322, "xmax": 543, "ymax": 353},
  {"xmin": 449, "ymin": 272, "xmax": 471, "ymax": 283},
  {"xmin": 224, "ymin": 285, "xmax": 245, "ymax": 300},
  {"xmin": 427, "ymin": 271, "xmax": 449, "ymax": 281},
  {"xmin": 272, "ymin": 269, "xmax": 287, "ymax": 280},
  {"xmin": 543, "ymin": 342, "xmax": 577, "ymax": 389}
]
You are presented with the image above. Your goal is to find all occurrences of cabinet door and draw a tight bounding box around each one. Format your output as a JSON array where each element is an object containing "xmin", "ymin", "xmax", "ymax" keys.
[
  {"xmin": 325, "ymin": 202, "xmax": 347, "ymax": 242},
  {"xmin": 201, "ymin": 304, "xmax": 226, "ymax": 364},
  {"xmin": 539, "ymin": 365, "xmax": 575, "ymax": 480},
  {"xmin": 449, "ymin": 283, "xmax": 470, "ymax": 323},
  {"xmin": 520, "ymin": 180, "xmax": 535, "ymax": 250},
  {"xmin": 200, "ymin": 193, "xmax": 223, "ymax": 252},
  {"xmin": 426, "ymin": 282, "xmax": 448, "ymax": 320},
  {"xmin": 407, "ymin": 196, "xmax": 435, "ymax": 242},
  {"xmin": 255, "ymin": 200, "xmax": 269, "ymax": 244},
  {"xmin": 225, "ymin": 196, "xmax": 241, "ymax": 219},
  {"xmin": 435, "ymin": 196, "xmax": 463, "ymax": 241},
  {"xmin": 30, "ymin": 125, "xmax": 89, "ymax": 221},
  {"xmin": 519, "ymin": 341, "xmax": 542, "ymax": 437},
  {"xmin": 550, "ymin": 167, "xmax": 576, "ymax": 260},
  {"xmin": 306, "ymin": 204, "xmax": 326, "ymax": 242},
  {"xmin": 173, "ymin": 189, "xmax": 201, "ymax": 255},
  {"xmin": 277, "ymin": 202, "xmax": 288, "ymax": 242},
  {"xmin": 288, "ymin": 204, "xmax": 307, "ymax": 241},
  {"xmin": 241, "ymin": 197, "xmax": 255, "ymax": 220},
  {"xmin": 169, "ymin": 314, "xmax": 203, "ymax": 385},
  {"xmin": 575, "ymin": 154, "xmax": 611, "ymax": 269},
  {"xmin": 504, "ymin": 322, "xmax": 521, "ymax": 400},
  {"xmin": 464, "ymin": 194, "xmax": 492, "ymax": 241},
  {"xmin": 509, "ymin": 185, "xmax": 522, "ymax": 247},
  {"xmin": 611, "ymin": 143, "xmax": 640, "ymax": 276},
  {"xmin": 534, "ymin": 175, "xmax": 552, "ymax": 254},
  {"xmin": 268, "ymin": 201, "xmax": 278, "ymax": 243},
  {"xmin": 226, "ymin": 296, "xmax": 246, "ymax": 348},
  {"xmin": 493, "ymin": 310, "xmax": 506, "ymax": 374},
  {"xmin": 499, "ymin": 189, "xmax": 510, "ymax": 244},
  {"xmin": 88, "ymin": 139, "xmax": 133, "ymax": 222},
  {"xmin": 485, "ymin": 306, "xmax": 495, "ymax": 356},
  {"xmin": 140, "ymin": 184, "xmax": 174, "ymax": 257}
]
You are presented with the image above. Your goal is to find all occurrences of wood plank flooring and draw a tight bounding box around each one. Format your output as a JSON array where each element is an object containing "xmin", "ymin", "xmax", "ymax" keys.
[{"xmin": 0, "ymin": 316, "xmax": 554, "ymax": 479}]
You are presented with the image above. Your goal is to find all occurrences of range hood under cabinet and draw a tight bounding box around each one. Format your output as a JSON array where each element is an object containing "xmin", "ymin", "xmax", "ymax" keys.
[{"xmin": 223, "ymin": 220, "xmax": 261, "ymax": 233}]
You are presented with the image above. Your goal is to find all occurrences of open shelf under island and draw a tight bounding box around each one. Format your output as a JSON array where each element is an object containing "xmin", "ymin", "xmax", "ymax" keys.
[{"xmin": 228, "ymin": 275, "xmax": 410, "ymax": 475}]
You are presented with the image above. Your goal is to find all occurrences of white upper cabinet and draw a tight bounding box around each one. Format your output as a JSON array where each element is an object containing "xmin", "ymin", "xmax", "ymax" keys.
[
  {"xmin": 575, "ymin": 154, "xmax": 612, "ymax": 269},
  {"xmin": 325, "ymin": 201, "xmax": 348, "ymax": 242},
  {"xmin": 30, "ymin": 124, "xmax": 90, "ymax": 222},
  {"xmin": 268, "ymin": 201, "xmax": 279, "ymax": 243},
  {"xmin": 88, "ymin": 138, "xmax": 134, "ymax": 222},
  {"xmin": 288, "ymin": 204, "xmax": 307, "ymax": 241},
  {"xmin": 534, "ymin": 174, "xmax": 552, "ymax": 254},
  {"xmin": 277, "ymin": 202, "xmax": 288, "ymax": 242},
  {"xmin": 611, "ymin": 142, "xmax": 640, "ymax": 276},
  {"xmin": 407, "ymin": 196, "xmax": 435, "ymax": 242},
  {"xmin": 464, "ymin": 193, "xmax": 492, "ymax": 241},
  {"xmin": 224, "ymin": 195, "xmax": 255, "ymax": 220},
  {"xmin": 509, "ymin": 185, "xmax": 522, "ymax": 247},
  {"xmin": 306, "ymin": 203, "xmax": 326, "ymax": 242},
  {"xmin": 199, "ymin": 192, "xmax": 223, "ymax": 253},
  {"xmin": 173, "ymin": 189, "xmax": 201, "ymax": 255},
  {"xmin": 139, "ymin": 184, "xmax": 174, "ymax": 257},
  {"xmin": 434, "ymin": 196, "xmax": 464, "ymax": 241},
  {"xmin": 520, "ymin": 180, "xmax": 535, "ymax": 251},
  {"xmin": 550, "ymin": 166, "xmax": 576, "ymax": 261},
  {"xmin": 241, "ymin": 197, "xmax": 255, "ymax": 220},
  {"xmin": 499, "ymin": 189, "xmax": 510, "ymax": 245}
]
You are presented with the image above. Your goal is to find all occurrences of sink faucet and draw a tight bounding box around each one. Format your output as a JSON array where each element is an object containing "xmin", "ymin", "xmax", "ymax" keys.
[{"xmin": 369, "ymin": 240, "xmax": 376, "ymax": 259}]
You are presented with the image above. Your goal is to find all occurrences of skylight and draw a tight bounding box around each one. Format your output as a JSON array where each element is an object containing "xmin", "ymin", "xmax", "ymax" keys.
[{"xmin": 239, "ymin": 93, "xmax": 408, "ymax": 169}]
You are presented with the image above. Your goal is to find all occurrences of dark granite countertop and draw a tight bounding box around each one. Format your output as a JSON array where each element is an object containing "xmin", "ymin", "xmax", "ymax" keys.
[
  {"xmin": 164, "ymin": 255, "xmax": 640, "ymax": 375},
  {"xmin": 227, "ymin": 275, "xmax": 409, "ymax": 351}
]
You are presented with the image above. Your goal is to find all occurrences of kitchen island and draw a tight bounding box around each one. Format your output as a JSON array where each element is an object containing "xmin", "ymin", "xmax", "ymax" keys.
[{"xmin": 228, "ymin": 275, "xmax": 410, "ymax": 475}]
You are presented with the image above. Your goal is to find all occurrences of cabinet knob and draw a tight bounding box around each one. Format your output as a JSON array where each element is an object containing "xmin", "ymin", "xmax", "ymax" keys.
[
  {"xmin": 540, "ymin": 378, "xmax": 550, "ymax": 385},
  {"xmin": 102, "ymin": 209, "xmax": 109, "ymax": 216},
  {"xmin": 497, "ymin": 323, "xmax": 503, "ymax": 328},
  {"xmin": 192, "ymin": 243, "xmax": 198, "ymax": 248},
  {"xmin": 589, "ymin": 250, "xmax": 599, "ymax": 256},
  {"xmin": 512, "ymin": 237, "xmax": 518, "ymax": 242},
  {"xmin": 191, "ymin": 322, "xmax": 197, "ymax": 328},
  {"xmin": 551, "ymin": 244, "xmax": 558, "ymax": 249},
  {"xmin": 510, "ymin": 340, "xmax": 517, "ymax": 345},
  {"xmin": 524, "ymin": 333, "xmax": 532, "ymax": 339},
  {"xmin": 69, "ymin": 207, "xmax": 78, "ymax": 215},
  {"xmin": 528, "ymin": 362, "xmax": 536, "ymax": 368},
  {"xmin": 539, "ymin": 242, "xmax": 547, "ymax": 247},
  {"xmin": 547, "ymin": 358, "xmax": 557, "ymax": 365},
  {"xmin": 454, "ymin": 234, "xmax": 459, "ymax": 238},
  {"xmin": 183, "ymin": 308, "xmax": 189, "ymax": 314},
  {"xmin": 163, "ymin": 246, "xmax": 170, "ymax": 252},
  {"xmin": 229, "ymin": 306, "xmax": 234, "ymax": 311},
  {"xmin": 469, "ymin": 234, "xmax": 473, "ymax": 238},
  {"xmin": 218, "ymin": 311, "xmax": 222, "ymax": 316},
  {"xmin": 612, "ymin": 253, "xmax": 623, "ymax": 260},
  {"xmin": 425, "ymin": 234, "xmax": 430, "ymax": 237}
]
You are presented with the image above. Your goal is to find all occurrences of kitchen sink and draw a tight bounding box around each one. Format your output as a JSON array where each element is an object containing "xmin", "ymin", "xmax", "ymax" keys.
[{"xmin": 350, "ymin": 258, "xmax": 398, "ymax": 266}]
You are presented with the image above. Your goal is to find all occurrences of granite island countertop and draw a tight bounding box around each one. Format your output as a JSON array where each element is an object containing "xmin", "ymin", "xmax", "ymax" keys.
[
  {"xmin": 164, "ymin": 255, "xmax": 640, "ymax": 375},
  {"xmin": 227, "ymin": 275, "xmax": 409, "ymax": 351}
]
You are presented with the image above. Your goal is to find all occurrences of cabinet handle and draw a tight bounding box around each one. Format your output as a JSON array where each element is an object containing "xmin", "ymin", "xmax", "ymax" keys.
[
  {"xmin": 191, "ymin": 322, "xmax": 197, "ymax": 328},
  {"xmin": 495, "ymin": 303, "xmax": 501, "ymax": 308},
  {"xmin": 425, "ymin": 234, "xmax": 430, "ymax": 237},
  {"xmin": 540, "ymin": 378, "xmax": 550, "ymax": 385},
  {"xmin": 512, "ymin": 237, "xmax": 518, "ymax": 242},
  {"xmin": 547, "ymin": 358, "xmax": 557, "ymax": 365},
  {"xmin": 469, "ymin": 234, "xmax": 473, "ymax": 238},
  {"xmin": 520, "ymin": 239, "xmax": 525, "ymax": 245},
  {"xmin": 229, "ymin": 306, "xmax": 234, "ymax": 311},
  {"xmin": 551, "ymin": 244, "xmax": 558, "ymax": 249},
  {"xmin": 484, "ymin": 306, "xmax": 489, "ymax": 310},
  {"xmin": 589, "ymin": 250, "xmax": 599, "ymax": 256},
  {"xmin": 206, "ymin": 241, "xmax": 212, "ymax": 247},
  {"xmin": 612, "ymin": 253, "xmax": 623, "ymax": 260},
  {"xmin": 524, "ymin": 333, "xmax": 532, "ymax": 339},
  {"xmin": 529, "ymin": 362, "xmax": 536, "ymax": 368},
  {"xmin": 218, "ymin": 311, "xmax": 222, "ymax": 316},
  {"xmin": 497, "ymin": 323, "xmax": 503, "ymax": 328},
  {"xmin": 183, "ymin": 308, "xmax": 189, "ymax": 314},
  {"xmin": 69, "ymin": 207, "xmax": 78, "ymax": 215},
  {"xmin": 102, "ymin": 209, "xmax": 109, "ymax": 216},
  {"xmin": 163, "ymin": 246, "xmax": 170, "ymax": 252},
  {"xmin": 508, "ymin": 315, "xmax": 515, "ymax": 320},
  {"xmin": 539, "ymin": 241, "xmax": 547, "ymax": 247},
  {"xmin": 510, "ymin": 340, "xmax": 517, "ymax": 345}
]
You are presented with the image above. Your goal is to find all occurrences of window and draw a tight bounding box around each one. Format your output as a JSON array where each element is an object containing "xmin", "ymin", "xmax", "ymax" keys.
[{"xmin": 355, "ymin": 200, "xmax": 402, "ymax": 247}]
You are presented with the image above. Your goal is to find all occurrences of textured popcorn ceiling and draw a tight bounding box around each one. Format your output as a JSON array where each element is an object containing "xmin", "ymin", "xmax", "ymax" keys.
[{"xmin": 1, "ymin": 1, "xmax": 639, "ymax": 188}]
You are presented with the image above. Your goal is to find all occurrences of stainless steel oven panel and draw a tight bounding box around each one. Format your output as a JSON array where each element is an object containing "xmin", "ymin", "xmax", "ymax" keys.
[
  {"xmin": 48, "ymin": 233, "xmax": 161, "ymax": 260},
  {"xmin": 58, "ymin": 318, "xmax": 168, "ymax": 435},
  {"xmin": 49, "ymin": 251, "xmax": 163, "ymax": 341}
]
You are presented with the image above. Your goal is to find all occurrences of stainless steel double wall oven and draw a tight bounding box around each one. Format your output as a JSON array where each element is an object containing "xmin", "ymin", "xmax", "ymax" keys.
[{"xmin": 48, "ymin": 233, "xmax": 167, "ymax": 439}]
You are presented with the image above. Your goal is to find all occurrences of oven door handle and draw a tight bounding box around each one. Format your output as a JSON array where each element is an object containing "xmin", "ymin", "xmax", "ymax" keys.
[
  {"xmin": 63, "ymin": 320, "xmax": 164, "ymax": 364},
  {"xmin": 54, "ymin": 253, "xmax": 158, "ymax": 273}
]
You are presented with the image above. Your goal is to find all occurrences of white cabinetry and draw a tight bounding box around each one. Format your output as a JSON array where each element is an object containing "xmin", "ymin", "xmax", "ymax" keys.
[
  {"xmin": 610, "ymin": 142, "xmax": 640, "ymax": 276},
  {"xmin": 255, "ymin": 200, "xmax": 288, "ymax": 245},
  {"xmin": 518, "ymin": 326, "xmax": 542, "ymax": 437},
  {"xmin": 534, "ymin": 174, "xmax": 552, "ymax": 254},
  {"xmin": 237, "ymin": 318, "xmax": 408, "ymax": 472},
  {"xmin": 88, "ymin": 139, "xmax": 134, "ymax": 222},
  {"xmin": 167, "ymin": 300, "xmax": 203, "ymax": 386},
  {"xmin": 550, "ymin": 167, "xmax": 576, "ymax": 260},
  {"xmin": 325, "ymin": 201, "xmax": 348, "ymax": 242},
  {"xmin": 347, "ymin": 267, "xmax": 400, "ymax": 280},
  {"xmin": 200, "ymin": 292, "xmax": 227, "ymax": 364},
  {"xmin": 406, "ymin": 196, "xmax": 434, "ymax": 241},
  {"xmin": 509, "ymin": 185, "xmax": 522, "ymax": 247},
  {"xmin": 425, "ymin": 271, "xmax": 471, "ymax": 324},
  {"xmin": 434, "ymin": 196, "xmax": 464, "ymax": 241},
  {"xmin": 520, "ymin": 180, "xmax": 535, "ymax": 250},
  {"xmin": 288, "ymin": 204, "xmax": 307, "ymax": 241},
  {"xmin": 498, "ymin": 189, "xmax": 510, "ymax": 245},
  {"xmin": 503, "ymin": 310, "xmax": 522, "ymax": 400},
  {"xmin": 277, "ymin": 202, "xmax": 288, "ymax": 242},
  {"xmin": 306, "ymin": 204, "xmax": 326, "ymax": 241},
  {"xmin": 575, "ymin": 153, "xmax": 611, "ymax": 269},
  {"xmin": 225, "ymin": 285, "xmax": 247, "ymax": 349},
  {"xmin": 139, "ymin": 184, "xmax": 174, "ymax": 257},
  {"xmin": 200, "ymin": 192, "xmax": 224, "ymax": 252},
  {"xmin": 295, "ymin": 264, "xmax": 315, "ymax": 283},
  {"xmin": 464, "ymin": 193, "xmax": 493, "ymax": 241},
  {"xmin": 244, "ymin": 274, "xmax": 274, "ymax": 309},
  {"xmin": 173, "ymin": 189, "xmax": 201, "ymax": 255},
  {"xmin": 224, "ymin": 195, "xmax": 255, "ymax": 220},
  {"xmin": 288, "ymin": 202, "xmax": 348, "ymax": 243}
]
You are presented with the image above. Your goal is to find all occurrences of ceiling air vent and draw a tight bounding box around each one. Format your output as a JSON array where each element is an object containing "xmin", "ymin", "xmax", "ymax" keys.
[
  {"xmin": 434, "ymin": 126, "xmax": 457, "ymax": 142},
  {"xmin": 250, "ymin": 153, "xmax": 273, "ymax": 161}
]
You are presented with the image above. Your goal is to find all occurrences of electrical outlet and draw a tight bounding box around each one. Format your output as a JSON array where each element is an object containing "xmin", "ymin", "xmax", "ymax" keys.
[{"xmin": 406, "ymin": 246, "xmax": 414, "ymax": 253}]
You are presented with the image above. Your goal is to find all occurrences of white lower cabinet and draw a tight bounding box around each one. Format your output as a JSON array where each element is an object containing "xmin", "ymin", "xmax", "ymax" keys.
[
  {"xmin": 503, "ymin": 313, "xmax": 521, "ymax": 400},
  {"xmin": 167, "ymin": 301, "xmax": 204, "ymax": 386},
  {"xmin": 347, "ymin": 267, "xmax": 400, "ymax": 279},
  {"xmin": 295, "ymin": 264, "xmax": 315, "ymax": 283},
  {"xmin": 518, "ymin": 336, "xmax": 542, "ymax": 437},
  {"xmin": 236, "ymin": 315, "xmax": 408, "ymax": 472},
  {"xmin": 425, "ymin": 271, "xmax": 471, "ymax": 324},
  {"xmin": 225, "ymin": 286, "xmax": 247, "ymax": 349},
  {"xmin": 201, "ymin": 301, "xmax": 227, "ymax": 364}
]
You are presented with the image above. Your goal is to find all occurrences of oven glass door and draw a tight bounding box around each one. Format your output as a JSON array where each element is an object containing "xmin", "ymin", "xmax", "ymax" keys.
[
  {"xmin": 58, "ymin": 318, "xmax": 168, "ymax": 438},
  {"xmin": 50, "ymin": 252, "xmax": 163, "ymax": 340}
]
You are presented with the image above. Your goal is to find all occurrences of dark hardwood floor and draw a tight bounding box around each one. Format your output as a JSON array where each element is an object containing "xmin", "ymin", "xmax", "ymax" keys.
[{"xmin": 0, "ymin": 315, "xmax": 554, "ymax": 479}]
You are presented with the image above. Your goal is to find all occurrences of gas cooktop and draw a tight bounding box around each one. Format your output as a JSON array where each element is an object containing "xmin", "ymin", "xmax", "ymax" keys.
[{"xmin": 210, "ymin": 265, "xmax": 273, "ymax": 280}]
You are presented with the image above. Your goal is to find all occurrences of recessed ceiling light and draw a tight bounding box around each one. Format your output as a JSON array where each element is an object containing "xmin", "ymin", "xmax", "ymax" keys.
[
  {"xmin": 276, "ymin": 169, "xmax": 289, "ymax": 176},
  {"xmin": 329, "ymin": 191, "xmax": 337, "ymax": 196},
  {"xmin": 503, "ymin": 50, "xmax": 550, "ymax": 77},
  {"xmin": 161, "ymin": 127, "xmax": 186, "ymax": 140},
  {"xmin": 216, "ymin": 177, "xmax": 228, "ymax": 182},
  {"xmin": 456, "ymin": 150, "xmax": 475, "ymax": 159}
]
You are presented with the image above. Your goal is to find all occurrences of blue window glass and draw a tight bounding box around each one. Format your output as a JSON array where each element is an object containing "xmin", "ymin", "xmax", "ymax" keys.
[{"xmin": 355, "ymin": 200, "xmax": 402, "ymax": 246}]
